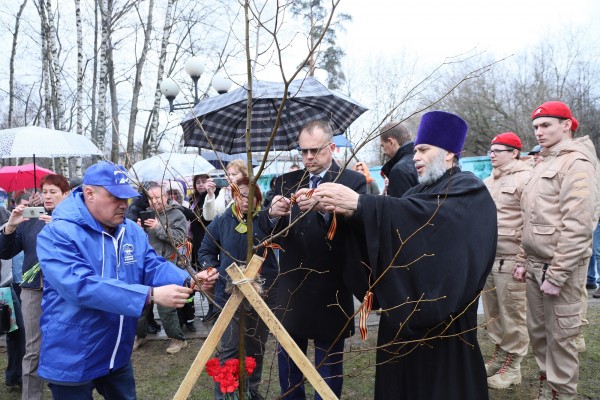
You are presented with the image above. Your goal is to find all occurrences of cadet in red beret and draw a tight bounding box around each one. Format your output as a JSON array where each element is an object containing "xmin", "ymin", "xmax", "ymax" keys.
[
  {"xmin": 483, "ymin": 131, "xmax": 532, "ymax": 389},
  {"xmin": 514, "ymin": 101, "xmax": 600, "ymax": 399}
]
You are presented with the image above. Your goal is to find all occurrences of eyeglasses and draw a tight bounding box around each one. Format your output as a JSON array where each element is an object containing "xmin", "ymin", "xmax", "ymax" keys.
[
  {"xmin": 297, "ymin": 141, "xmax": 332, "ymax": 156},
  {"xmin": 487, "ymin": 149, "xmax": 515, "ymax": 156}
]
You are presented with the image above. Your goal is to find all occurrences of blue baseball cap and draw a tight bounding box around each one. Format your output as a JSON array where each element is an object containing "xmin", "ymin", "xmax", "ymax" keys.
[{"xmin": 83, "ymin": 161, "xmax": 140, "ymax": 199}]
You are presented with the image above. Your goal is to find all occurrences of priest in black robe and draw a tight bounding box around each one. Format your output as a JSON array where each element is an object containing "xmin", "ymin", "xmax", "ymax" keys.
[{"xmin": 314, "ymin": 111, "xmax": 497, "ymax": 400}]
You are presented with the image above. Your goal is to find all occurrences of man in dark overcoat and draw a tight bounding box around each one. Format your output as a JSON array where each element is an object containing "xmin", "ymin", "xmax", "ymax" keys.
[
  {"xmin": 315, "ymin": 111, "xmax": 497, "ymax": 400},
  {"xmin": 261, "ymin": 119, "xmax": 367, "ymax": 399}
]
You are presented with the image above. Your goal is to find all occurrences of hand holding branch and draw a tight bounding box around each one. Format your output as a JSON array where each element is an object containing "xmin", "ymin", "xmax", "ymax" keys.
[
  {"xmin": 269, "ymin": 195, "xmax": 291, "ymax": 218},
  {"xmin": 153, "ymin": 285, "xmax": 193, "ymax": 308},
  {"xmin": 295, "ymin": 188, "xmax": 326, "ymax": 213},
  {"xmin": 313, "ymin": 183, "xmax": 359, "ymax": 217}
]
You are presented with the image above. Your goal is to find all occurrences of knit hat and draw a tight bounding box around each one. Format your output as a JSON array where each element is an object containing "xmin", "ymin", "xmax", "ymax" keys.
[
  {"xmin": 531, "ymin": 101, "xmax": 579, "ymax": 132},
  {"xmin": 415, "ymin": 111, "xmax": 468, "ymax": 158},
  {"xmin": 83, "ymin": 161, "xmax": 140, "ymax": 199},
  {"xmin": 491, "ymin": 132, "xmax": 522, "ymax": 150}
]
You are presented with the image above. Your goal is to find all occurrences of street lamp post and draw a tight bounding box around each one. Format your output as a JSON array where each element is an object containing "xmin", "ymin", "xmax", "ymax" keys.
[{"xmin": 160, "ymin": 57, "xmax": 232, "ymax": 112}]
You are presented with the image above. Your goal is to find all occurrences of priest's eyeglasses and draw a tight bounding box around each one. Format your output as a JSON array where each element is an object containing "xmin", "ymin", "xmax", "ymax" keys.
[
  {"xmin": 487, "ymin": 149, "xmax": 514, "ymax": 156},
  {"xmin": 297, "ymin": 141, "xmax": 332, "ymax": 156}
]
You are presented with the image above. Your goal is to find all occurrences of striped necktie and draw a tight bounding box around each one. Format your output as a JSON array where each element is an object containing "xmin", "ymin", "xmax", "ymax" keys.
[{"xmin": 310, "ymin": 175, "xmax": 322, "ymax": 189}]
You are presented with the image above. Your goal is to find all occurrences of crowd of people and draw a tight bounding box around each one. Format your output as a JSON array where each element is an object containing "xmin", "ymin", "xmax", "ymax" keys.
[{"xmin": 0, "ymin": 100, "xmax": 598, "ymax": 400}]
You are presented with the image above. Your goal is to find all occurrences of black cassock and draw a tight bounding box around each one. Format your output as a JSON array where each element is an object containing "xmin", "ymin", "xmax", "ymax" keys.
[{"xmin": 357, "ymin": 167, "xmax": 497, "ymax": 400}]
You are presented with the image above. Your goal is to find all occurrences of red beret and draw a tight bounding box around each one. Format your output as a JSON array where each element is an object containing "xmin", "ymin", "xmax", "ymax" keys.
[
  {"xmin": 491, "ymin": 132, "xmax": 522, "ymax": 150},
  {"xmin": 531, "ymin": 101, "xmax": 578, "ymax": 132}
]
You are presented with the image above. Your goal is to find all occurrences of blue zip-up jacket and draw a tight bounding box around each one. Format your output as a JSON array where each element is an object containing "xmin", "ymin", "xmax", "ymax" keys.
[{"xmin": 36, "ymin": 188, "xmax": 189, "ymax": 383}]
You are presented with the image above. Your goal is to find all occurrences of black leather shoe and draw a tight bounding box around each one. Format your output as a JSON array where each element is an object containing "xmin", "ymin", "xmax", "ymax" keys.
[
  {"xmin": 586, "ymin": 283, "xmax": 597, "ymax": 290},
  {"xmin": 185, "ymin": 322, "xmax": 197, "ymax": 332}
]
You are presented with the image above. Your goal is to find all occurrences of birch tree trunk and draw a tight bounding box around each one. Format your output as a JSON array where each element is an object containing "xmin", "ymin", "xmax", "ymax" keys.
[
  {"xmin": 107, "ymin": 33, "xmax": 120, "ymax": 163},
  {"xmin": 44, "ymin": 0, "xmax": 66, "ymax": 131},
  {"xmin": 43, "ymin": 0, "xmax": 70, "ymax": 176},
  {"xmin": 38, "ymin": 1, "xmax": 52, "ymax": 129},
  {"xmin": 126, "ymin": 0, "xmax": 154, "ymax": 166},
  {"xmin": 8, "ymin": 0, "xmax": 29, "ymax": 129},
  {"xmin": 95, "ymin": 0, "xmax": 110, "ymax": 157},
  {"xmin": 90, "ymin": 0, "xmax": 99, "ymax": 150},
  {"xmin": 147, "ymin": 0, "xmax": 176, "ymax": 157},
  {"xmin": 74, "ymin": 0, "xmax": 83, "ymax": 177}
]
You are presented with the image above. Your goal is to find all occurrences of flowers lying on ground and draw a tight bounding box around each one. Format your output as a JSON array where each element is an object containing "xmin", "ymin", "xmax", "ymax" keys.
[{"xmin": 206, "ymin": 356, "xmax": 257, "ymax": 397}]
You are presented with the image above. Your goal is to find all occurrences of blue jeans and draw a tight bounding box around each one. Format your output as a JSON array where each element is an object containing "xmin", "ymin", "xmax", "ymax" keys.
[
  {"xmin": 48, "ymin": 361, "xmax": 136, "ymax": 400},
  {"xmin": 5, "ymin": 285, "xmax": 25, "ymax": 386},
  {"xmin": 587, "ymin": 222, "xmax": 600, "ymax": 285},
  {"xmin": 278, "ymin": 336, "xmax": 345, "ymax": 400}
]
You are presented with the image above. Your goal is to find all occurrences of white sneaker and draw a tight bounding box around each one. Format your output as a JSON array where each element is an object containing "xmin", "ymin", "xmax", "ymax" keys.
[{"xmin": 166, "ymin": 339, "xmax": 188, "ymax": 354}]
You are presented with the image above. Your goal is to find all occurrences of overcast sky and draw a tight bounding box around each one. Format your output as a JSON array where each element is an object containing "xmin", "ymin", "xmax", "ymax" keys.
[{"xmin": 337, "ymin": 0, "xmax": 599, "ymax": 63}]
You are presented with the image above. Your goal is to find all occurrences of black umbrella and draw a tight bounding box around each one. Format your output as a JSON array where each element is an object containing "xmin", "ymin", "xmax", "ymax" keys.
[{"xmin": 181, "ymin": 77, "xmax": 368, "ymax": 154}]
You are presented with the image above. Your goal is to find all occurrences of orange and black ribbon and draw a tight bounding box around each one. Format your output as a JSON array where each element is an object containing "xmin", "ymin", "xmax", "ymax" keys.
[
  {"xmin": 230, "ymin": 183, "xmax": 244, "ymax": 221},
  {"xmin": 261, "ymin": 240, "xmax": 284, "ymax": 259},
  {"xmin": 358, "ymin": 291, "xmax": 373, "ymax": 341},
  {"xmin": 326, "ymin": 211, "xmax": 337, "ymax": 241}
]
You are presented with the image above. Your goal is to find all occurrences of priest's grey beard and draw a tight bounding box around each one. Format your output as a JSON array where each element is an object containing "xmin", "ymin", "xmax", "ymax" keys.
[{"xmin": 417, "ymin": 150, "xmax": 447, "ymax": 185}]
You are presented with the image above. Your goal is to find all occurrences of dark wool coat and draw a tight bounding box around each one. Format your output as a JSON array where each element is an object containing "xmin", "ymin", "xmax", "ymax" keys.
[
  {"xmin": 189, "ymin": 189, "xmax": 221, "ymax": 269},
  {"xmin": 358, "ymin": 167, "xmax": 496, "ymax": 400},
  {"xmin": 0, "ymin": 218, "xmax": 47, "ymax": 289},
  {"xmin": 260, "ymin": 162, "xmax": 367, "ymax": 341},
  {"xmin": 381, "ymin": 142, "xmax": 418, "ymax": 198},
  {"xmin": 198, "ymin": 207, "xmax": 278, "ymax": 308}
]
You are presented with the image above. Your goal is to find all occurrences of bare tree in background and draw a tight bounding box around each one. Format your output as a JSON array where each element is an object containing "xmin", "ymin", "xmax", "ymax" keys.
[
  {"xmin": 74, "ymin": 0, "xmax": 84, "ymax": 177},
  {"xmin": 291, "ymin": 0, "xmax": 351, "ymax": 90},
  {"xmin": 125, "ymin": 0, "xmax": 155, "ymax": 164},
  {"xmin": 8, "ymin": 0, "xmax": 29, "ymax": 130},
  {"xmin": 95, "ymin": 0, "xmax": 110, "ymax": 157},
  {"xmin": 145, "ymin": 0, "xmax": 177, "ymax": 158}
]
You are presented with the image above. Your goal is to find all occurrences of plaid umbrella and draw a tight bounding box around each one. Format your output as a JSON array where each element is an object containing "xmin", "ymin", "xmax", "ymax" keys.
[{"xmin": 181, "ymin": 77, "xmax": 368, "ymax": 154}]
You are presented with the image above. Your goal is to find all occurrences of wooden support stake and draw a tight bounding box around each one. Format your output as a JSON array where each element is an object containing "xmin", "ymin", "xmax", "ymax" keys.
[
  {"xmin": 173, "ymin": 256, "xmax": 264, "ymax": 400},
  {"xmin": 226, "ymin": 262, "xmax": 338, "ymax": 400}
]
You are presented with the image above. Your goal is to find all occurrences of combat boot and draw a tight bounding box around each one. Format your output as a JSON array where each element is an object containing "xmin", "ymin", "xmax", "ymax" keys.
[
  {"xmin": 484, "ymin": 344, "xmax": 507, "ymax": 377},
  {"xmin": 548, "ymin": 390, "xmax": 575, "ymax": 400},
  {"xmin": 536, "ymin": 374, "xmax": 550, "ymax": 400},
  {"xmin": 487, "ymin": 352, "xmax": 522, "ymax": 389}
]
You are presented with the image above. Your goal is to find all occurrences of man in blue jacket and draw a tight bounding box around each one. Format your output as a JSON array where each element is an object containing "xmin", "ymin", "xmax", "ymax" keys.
[{"xmin": 36, "ymin": 161, "xmax": 216, "ymax": 399}]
